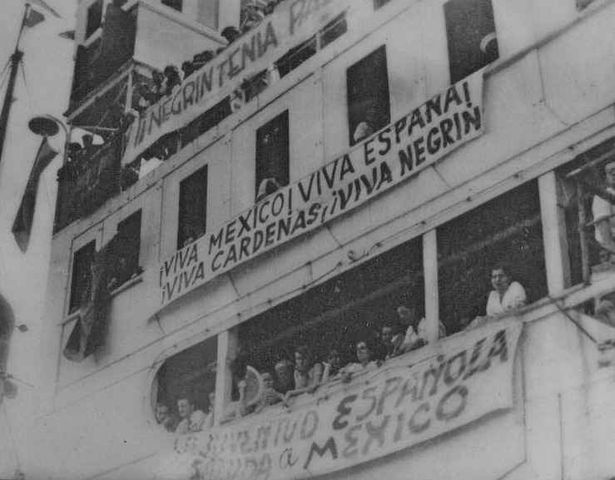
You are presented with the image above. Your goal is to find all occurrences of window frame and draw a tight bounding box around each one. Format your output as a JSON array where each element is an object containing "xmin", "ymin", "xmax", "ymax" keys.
[
  {"xmin": 346, "ymin": 45, "xmax": 391, "ymax": 146},
  {"xmin": 161, "ymin": 0, "xmax": 183, "ymax": 12},
  {"xmin": 68, "ymin": 240, "xmax": 97, "ymax": 315},
  {"xmin": 85, "ymin": 0, "xmax": 104, "ymax": 40},
  {"xmin": 177, "ymin": 164, "xmax": 209, "ymax": 249},
  {"xmin": 444, "ymin": 0, "xmax": 499, "ymax": 84},
  {"xmin": 255, "ymin": 110, "xmax": 290, "ymax": 200}
]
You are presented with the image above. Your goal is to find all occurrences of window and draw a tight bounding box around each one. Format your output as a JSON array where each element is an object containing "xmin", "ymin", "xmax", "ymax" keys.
[
  {"xmin": 577, "ymin": 0, "xmax": 595, "ymax": 9},
  {"xmin": 69, "ymin": 241, "xmax": 96, "ymax": 313},
  {"xmin": 320, "ymin": 13, "xmax": 347, "ymax": 49},
  {"xmin": 274, "ymin": 13, "xmax": 347, "ymax": 79},
  {"xmin": 85, "ymin": 0, "xmax": 103, "ymax": 38},
  {"xmin": 374, "ymin": 0, "xmax": 392, "ymax": 9},
  {"xmin": 275, "ymin": 37, "xmax": 317, "ymax": 78},
  {"xmin": 346, "ymin": 46, "xmax": 390, "ymax": 146},
  {"xmin": 162, "ymin": 0, "xmax": 183, "ymax": 12},
  {"xmin": 437, "ymin": 182, "xmax": 546, "ymax": 332},
  {"xmin": 180, "ymin": 97, "xmax": 231, "ymax": 147},
  {"xmin": 444, "ymin": 0, "xmax": 499, "ymax": 84},
  {"xmin": 111, "ymin": 210, "xmax": 142, "ymax": 288},
  {"xmin": 558, "ymin": 139, "xmax": 615, "ymax": 284},
  {"xmin": 177, "ymin": 165, "xmax": 208, "ymax": 249},
  {"xmin": 255, "ymin": 111, "xmax": 289, "ymax": 200},
  {"xmin": 237, "ymin": 237, "xmax": 424, "ymax": 402},
  {"xmin": 154, "ymin": 336, "xmax": 217, "ymax": 433}
]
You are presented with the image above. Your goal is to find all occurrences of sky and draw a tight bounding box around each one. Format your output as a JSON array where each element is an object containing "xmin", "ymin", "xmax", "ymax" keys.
[{"xmin": 0, "ymin": 0, "xmax": 77, "ymax": 475}]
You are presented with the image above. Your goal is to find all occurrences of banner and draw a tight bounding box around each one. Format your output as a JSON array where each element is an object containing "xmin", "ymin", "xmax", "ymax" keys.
[
  {"xmin": 157, "ymin": 71, "xmax": 485, "ymax": 308},
  {"xmin": 161, "ymin": 320, "xmax": 521, "ymax": 480},
  {"xmin": 123, "ymin": 0, "xmax": 353, "ymax": 166}
]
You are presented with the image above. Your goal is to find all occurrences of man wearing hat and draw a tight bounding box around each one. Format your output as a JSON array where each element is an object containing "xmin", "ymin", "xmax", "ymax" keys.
[{"xmin": 592, "ymin": 161, "xmax": 615, "ymax": 254}]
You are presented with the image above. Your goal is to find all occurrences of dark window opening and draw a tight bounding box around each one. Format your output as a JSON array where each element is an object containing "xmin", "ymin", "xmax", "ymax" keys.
[
  {"xmin": 374, "ymin": 0, "xmax": 392, "ymax": 9},
  {"xmin": 110, "ymin": 210, "xmax": 142, "ymax": 289},
  {"xmin": 178, "ymin": 165, "xmax": 208, "ymax": 249},
  {"xmin": 162, "ymin": 0, "xmax": 183, "ymax": 12},
  {"xmin": 238, "ymin": 237, "xmax": 424, "ymax": 376},
  {"xmin": 444, "ymin": 0, "xmax": 499, "ymax": 84},
  {"xmin": 69, "ymin": 241, "xmax": 96, "ymax": 313},
  {"xmin": 320, "ymin": 13, "xmax": 347, "ymax": 49},
  {"xmin": 180, "ymin": 97, "xmax": 231, "ymax": 147},
  {"xmin": 275, "ymin": 37, "xmax": 317, "ymax": 78},
  {"xmin": 85, "ymin": 0, "xmax": 103, "ymax": 38},
  {"xmin": 255, "ymin": 111, "xmax": 289, "ymax": 200},
  {"xmin": 577, "ymin": 0, "xmax": 595, "ymax": 9},
  {"xmin": 241, "ymin": 70, "xmax": 270, "ymax": 103},
  {"xmin": 155, "ymin": 336, "xmax": 217, "ymax": 433},
  {"xmin": 559, "ymin": 138, "xmax": 615, "ymax": 283},
  {"xmin": 346, "ymin": 45, "xmax": 391, "ymax": 146},
  {"xmin": 437, "ymin": 181, "xmax": 546, "ymax": 333}
]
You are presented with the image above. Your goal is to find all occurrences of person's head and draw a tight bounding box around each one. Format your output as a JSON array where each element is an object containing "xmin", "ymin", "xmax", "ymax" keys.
[
  {"xmin": 605, "ymin": 161, "xmax": 615, "ymax": 188},
  {"xmin": 491, "ymin": 263, "xmax": 512, "ymax": 294},
  {"xmin": 152, "ymin": 70, "xmax": 164, "ymax": 85},
  {"xmin": 155, "ymin": 403, "xmax": 170, "ymax": 423},
  {"xmin": 294, "ymin": 345, "xmax": 312, "ymax": 373},
  {"xmin": 261, "ymin": 371, "xmax": 275, "ymax": 389},
  {"xmin": 176, "ymin": 396, "xmax": 194, "ymax": 419},
  {"xmin": 274, "ymin": 358, "xmax": 293, "ymax": 387},
  {"xmin": 82, "ymin": 134, "xmax": 93, "ymax": 148},
  {"xmin": 381, "ymin": 324, "xmax": 394, "ymax": 345},
  {"xmin": 355, "ymin": 339, "xmax": 373, "ymax": 366},
  {"xmin": 397, "ymin": 305, "xmax": 419, "ymax": 327},
  {"xmin": 327, "ymin": 348, "xmax": 342, "ymax": 370},
  {"xmin": 221, "ymin": 26, "xmax": 240, "ymax": 44}
]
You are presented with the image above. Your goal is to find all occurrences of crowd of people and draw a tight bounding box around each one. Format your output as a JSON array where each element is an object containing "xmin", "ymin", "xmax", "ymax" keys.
[{"xmin": 156, "ymin": 261, "xmax": 529, "ymax": 434}]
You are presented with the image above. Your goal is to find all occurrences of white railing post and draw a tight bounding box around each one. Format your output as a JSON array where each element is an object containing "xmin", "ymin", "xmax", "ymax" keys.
[
  {"xmin": 539, "ymin": 171, "xmax": 571, "ymax": 293},
  {"xmin": 423, "ymin": 229, "xmax": 440, "ymax": 343}
]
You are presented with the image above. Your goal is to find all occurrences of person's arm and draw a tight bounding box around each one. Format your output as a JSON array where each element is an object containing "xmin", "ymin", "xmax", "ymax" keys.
[
  {"xmin": 508, "ymin": 282, "xmax": 527, "ymax": 310},
  {"xmin": 593, "ymin": 196, "xmax": 615, "ymax": 253},
  {"xmin": 285, "ymin": 363, "xmax": 324, "ymax": 400},
  {"xmin": 596, "ymin": 219, "xmax": 615, "ymax": 253}
]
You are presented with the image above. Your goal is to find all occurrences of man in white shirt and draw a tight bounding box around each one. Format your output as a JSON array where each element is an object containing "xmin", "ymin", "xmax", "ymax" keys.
[
  {"xmin": 175, "ymin": 396, "xmax": 207, "ymax": 434},
  {"xmin": 395, "ymin": 306, "xmax": 446, "ymax": 355},
  {"xmin": 592, "ymin": 161, "xmax": 615, "ymax": 254}
]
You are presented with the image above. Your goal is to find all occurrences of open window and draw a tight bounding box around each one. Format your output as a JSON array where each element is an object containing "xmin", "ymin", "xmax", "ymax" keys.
[
  {"xmin": 69, "ymin": 240, "xmax": 96, "ymax": 314},
  {"xmin": 85, "ymin": 0, "xmax": 103, "ymax": 39},
  {"xmin": 162, "ymin": 0, "xmax": 183, "ymax": 12},
  {"xmin": 109, "ymin": 210, "xmax": 142, "ymax": 289},
  {"xmin": 444, "ymin": 0, "xmax": 499, "ymax": 84},
  {"xmin": 374, "ymin": 0, "xmax": 392, "ymax": 9},
  {"xmin": 154, "ymin": 336, "xmax": 217, "ymax": 433},
  {"xmin": 255, "ymin": 111, "xmax": 289, "ymax": 201},
  {"xmin": 237, "ymin": 237, "xmax": 424, "ymax": 396},
  {"xmin": 177, "ymin": 165, "xmax": 208, "ymax": 249},
  {"xmin": 559, "ymin": 139, "xmax": 615, "ymax": 282},
  {"xmin": 577, "ymin": 0, "xmax": 595, "ymax": 9},
  {"xmin": 346, "ymin": 46, "xmax": 391, "ymax": 146},
  {"xmin": 437, "ymin": 181, "xmax": 547, "ymax": 332}
]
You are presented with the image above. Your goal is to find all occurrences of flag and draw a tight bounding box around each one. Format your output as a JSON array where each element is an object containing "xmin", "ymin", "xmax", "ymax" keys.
[
  {"xmin": 23, "ymin": 7, "xmax": 45, "ymax": 28},
  {"xmin": 63, "ymin": 236, "xmax": 117, "ymax": 362},
  {"xmin": 26, "ymin": 0, "xmax": 61, "ymax": 19},
  {"xmin": 11, "ymin": 137, "xmax": 58, "ymax": 252}
]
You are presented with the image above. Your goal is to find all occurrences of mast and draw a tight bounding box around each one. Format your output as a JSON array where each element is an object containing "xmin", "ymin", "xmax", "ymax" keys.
[{"xmin": 0, "ymin": 4, "xmax": 29, "ymax": 166}]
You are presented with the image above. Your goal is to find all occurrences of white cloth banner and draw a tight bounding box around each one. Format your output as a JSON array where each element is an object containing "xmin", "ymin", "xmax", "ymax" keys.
[
  {"xmin": 123, "ymin": 0, "xmax": 353, "ymax": 166},
  {"xmin": 158, "ymin": 319, "xmax": 521, "ymax": 480},
  {"xmin": 157, "ymin": 71, "xmax": 485, "ymax": 309}
]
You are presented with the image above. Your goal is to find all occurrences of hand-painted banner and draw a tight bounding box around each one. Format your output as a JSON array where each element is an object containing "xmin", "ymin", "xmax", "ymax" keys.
[
  {"xmin": 157, "ymin": 71, "xmax": 485, "ymax": 308},
  {"xmin": 123, "ymin": 0, "xmax": 353, "ymax": 166},
  {"xmin": 158, "ymin": 320, "xmax": 521, "ymax": 480}
]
